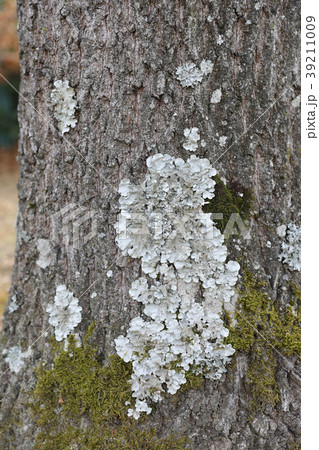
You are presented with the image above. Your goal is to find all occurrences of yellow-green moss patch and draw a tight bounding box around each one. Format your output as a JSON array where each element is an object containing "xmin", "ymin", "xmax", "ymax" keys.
[
  {"xmin": 225, "ymin": 271, "xmax": 300, "ymax": 412},
  {"xmin": 29, "ymin": 326, "xmax": 187, "ymax": 449}
]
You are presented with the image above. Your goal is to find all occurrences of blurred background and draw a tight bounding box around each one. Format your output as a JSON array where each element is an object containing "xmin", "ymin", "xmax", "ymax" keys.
[{"xmin": 0, "ymin": 0, "xmax": 19, "ymax": 326}]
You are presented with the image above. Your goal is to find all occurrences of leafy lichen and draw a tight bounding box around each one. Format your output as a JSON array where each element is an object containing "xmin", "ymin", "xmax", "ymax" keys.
[
  {"xmin": 225, "ymin": 270, "xmax": 300, "ymax": 412},
  {"xmin": 115, "ymin": 154, "xmax": 239, "ymax": 417},
  {"xmin": 29, "ymin": 325, "xmax": 187, "ymax": 449}
]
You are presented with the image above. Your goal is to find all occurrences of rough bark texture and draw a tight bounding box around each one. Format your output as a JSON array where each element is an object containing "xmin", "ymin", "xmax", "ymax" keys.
[{"xmin": 0, "ymin": 0, "xmax": 300, "ymax": 448}]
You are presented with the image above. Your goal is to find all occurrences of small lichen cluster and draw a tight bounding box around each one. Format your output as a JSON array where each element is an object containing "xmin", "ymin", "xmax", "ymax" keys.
[
  {"xmin": 8, "ymin": 294, "xmax": 19, "ymax": 313},
  {"xmin": 2, "ymin": 345, "xmax": 31, "ymax": 374},
  {"xmin": 29, "ymin": 327, "xmax": 187, "ymax": 450},
  {"xmin": 115, "ymin": 153, "xmax": 239, "ymax": 418},
  {"xmin": 183, "ymin": 127, "xmax": 200, "ymax": 152},
  {"xmin": 51, "ymin": 80, "xmax": 77, "ymax": 134},
  {"xmin": 278, "ymin": 222, "xmax": 301, "ymax": 271},
  {"xmin": 176, "ymin": 59, "xmax": 213, "ymax": 88},
  {"xmin": 46, "ymin": 285, "xmax": 82, "ymax": 341},
  {"xmin": 210, "ymin": 88, "xmax": 222, "ymax": 104},
  {"xmin": 203, "ymin": 175, "xmax": 253, "ymax": 235},
  {"xmin": 36, "ymin": 238, "xmax": 51, "ymax": 269},
  {"xmin": 219, "ymin": 136, "xmax": 227, "ymax": 147},
  {"xmin": 225, "ymin": 271, "xmax": 301, "ymax": 412},
  {"xmin": 200, "ymin": 59, "xmax": 214, "ymax": 75}
]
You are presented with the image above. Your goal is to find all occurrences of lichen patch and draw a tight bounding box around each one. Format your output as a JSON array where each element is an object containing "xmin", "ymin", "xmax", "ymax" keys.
[
  {"xmin": 51, "ymin": 80, "xmax": 77, "ymax": 134},
  {"xmin": 115, "ymin": 154, "xmax": 239, "ymax": 418},
  {"xmin": 46, "ymin": 285, "xmax": 82, "ymax": 341}
]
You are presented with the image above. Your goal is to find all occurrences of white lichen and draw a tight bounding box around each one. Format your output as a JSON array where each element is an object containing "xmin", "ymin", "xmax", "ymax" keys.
[
  {"xmin": 46, "ymin": 285, "xmax": 82, "ymax": 341},
  {"xmin": 106, "ymin": 270, "xmax": 113, "ymax": 278},
  {"xmin": 183, "ymin": 127, "xmax": 200, "ymax": 152},
  {"xmin": 211, "ymin": 88, "xmax": 222, "ymax": 104},
  {"xmin": 4, "ymin": 345, "xmax": 27, "ymax": 374},
  {"xmin": 176, "ymin": 62, "xmax": 203, "ymax": 88},
  {"xmin": 8, "ymin": 294, "xmax": 19, "ymax": 313},
  {"xmin": 51, "ymin": 80, "xmax": 77, "ymax": 134},
  {"xmin": 176, "ymin": 60, "xmax": 213, "ymax": 88},
  {"xmin": 115, "ymin": 153, "xmax": 239, "ymax": 418},
  {"xmin": 276, "ymin": 224, "xmax": 287, "ymax": 238},
  {"xmin": 278, "ymin": 222, "xmax": 301, "ymax": 271},
  {"xmin": 219, "ymin": 136, "xmax": 227, "ymax": 147},
  {"xmin": 200, "ymin": 59, "xmax": 213, "ymax": 75},
  {"xmin": 36, "ymin": 239, "xmax": 51, "ymax": 269},
  {"xmin": 217, "ymin": 35, "xmax": 224, "ymax": 45}
]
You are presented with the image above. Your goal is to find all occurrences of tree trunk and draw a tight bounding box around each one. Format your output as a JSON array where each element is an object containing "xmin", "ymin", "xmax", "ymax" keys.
[{"xmin": 0, "ymin": 1, "xmax": 300, "ymax": 449}]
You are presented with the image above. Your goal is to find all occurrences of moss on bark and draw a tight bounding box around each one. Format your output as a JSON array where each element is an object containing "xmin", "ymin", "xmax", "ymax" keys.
[
  {"xmin": 225, "ymin": 270, "xmax": 300, "ymax": 412},
  {"xmin": 29, "ymin": 325, "xmax": 188, "ymax": 449},
  {"xmin": 203, "ymin": 175, "xmax": 253, "ymax": 235}
]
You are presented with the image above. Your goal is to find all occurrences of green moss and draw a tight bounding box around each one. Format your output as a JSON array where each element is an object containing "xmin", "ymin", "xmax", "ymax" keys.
[
  {"xmin": 225, "ymin": 270, "xmax": 300, "ymax": 412},
  {"xmin": 203, "ymin": 175, "xmax": 253, "ymax": 235},
  {"xmin": 0, "ymin": 412, "xmax": 21, "ymax": 445},
  {"xmin": 29, "ymin": 326, "xmax": 187, "ymax": 449},
  {"xmin": 288, "ymin": 442, "xmax": 301, "ymax": 450},
  {"xmin": 246, "ymin": 349, "xmax": 279, "ymax": 411},
  {"xmin": 181, "ymin": 370, "xmax": 204, "ymax": 391}
]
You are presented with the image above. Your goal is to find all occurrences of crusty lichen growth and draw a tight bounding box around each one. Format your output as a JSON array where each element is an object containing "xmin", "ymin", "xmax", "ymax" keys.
[
  {"xmin": 29, "ymin": 325, "xmax": 187, "ymax": 449},
  {"xmin": 225, "ymin": 271, "xmax": 301, "ymax": 412},
  {"xmin": 203, "ymin": 175, "xmax": 253, "ymax": 235}
]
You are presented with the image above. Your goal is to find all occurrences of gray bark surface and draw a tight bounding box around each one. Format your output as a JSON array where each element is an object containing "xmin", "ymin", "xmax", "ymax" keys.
[{"xmin": 0, "ymin": 0, "xmax": 300, "ymax": 448}]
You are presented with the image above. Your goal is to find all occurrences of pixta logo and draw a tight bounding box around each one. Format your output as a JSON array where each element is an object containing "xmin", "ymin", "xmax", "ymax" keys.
[{"xmin": 51, "ymin": 203, "xmax": 97, "ymax": 255}]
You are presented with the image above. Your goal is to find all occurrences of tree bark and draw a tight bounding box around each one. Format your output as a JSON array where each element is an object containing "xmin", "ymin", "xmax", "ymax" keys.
[{"xmin": 0, "ymin": 0, "xmax": 300, "ymax": 448}]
